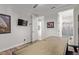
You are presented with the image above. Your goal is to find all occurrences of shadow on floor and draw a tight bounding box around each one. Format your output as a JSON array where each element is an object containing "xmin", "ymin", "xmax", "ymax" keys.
[{"xmin": 66, "ymin": 51, "xmax": 73, "ymax": 55}]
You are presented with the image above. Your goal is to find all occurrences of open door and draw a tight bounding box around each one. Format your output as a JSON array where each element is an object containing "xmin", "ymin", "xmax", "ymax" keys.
[
  {"xmin": 31, "ymin": 15, "xmax": 44, "ymax": 42},
  {"xmin": 31, "ymin": 15, "xmax": 38, "ymax": 42},
  {"xmin": 37, "ymin": 16, "xmax": 44, "ymax": 40},
  {"xmin": 58, "ymin": 9, "xmax": 74, "ymax": 45}
]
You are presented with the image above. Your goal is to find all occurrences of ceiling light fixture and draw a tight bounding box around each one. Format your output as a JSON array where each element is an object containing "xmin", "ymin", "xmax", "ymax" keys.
[
  {"xmin": 33, "ymin": 4, "xmax": 38, "ymax": 8},
  {"xmin": 51, "ymin": 7, "xmax": 56, "ymax": 9}
]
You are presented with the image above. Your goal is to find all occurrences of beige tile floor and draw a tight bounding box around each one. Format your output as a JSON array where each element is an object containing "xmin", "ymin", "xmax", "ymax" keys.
[{"xmin": 14, "ymin": 36, "xmax": 67, "ymax": 55}]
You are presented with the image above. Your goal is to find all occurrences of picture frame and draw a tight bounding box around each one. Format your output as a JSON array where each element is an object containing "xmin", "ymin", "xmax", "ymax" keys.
[
  {"xmin": 0, "ymin": 14, "xmax": 11, "ymax": 34},
  {"xmin": 47, "ymin": 22, "xmax": 54, "ymax": 28}
]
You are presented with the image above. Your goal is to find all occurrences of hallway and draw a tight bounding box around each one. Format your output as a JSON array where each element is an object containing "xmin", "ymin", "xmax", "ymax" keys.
[{"xmin": 0, "ymin": 4, "xmax": 79, "ymax": 55}]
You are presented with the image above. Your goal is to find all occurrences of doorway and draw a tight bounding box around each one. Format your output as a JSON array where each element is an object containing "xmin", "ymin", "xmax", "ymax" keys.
[
  {"xmin": 58, "ymin": 9, "xmax": 74, "ymax": 45},
  {"xmin": 31, "ymin": 15, "xmax": 44, "ymax": 42}
]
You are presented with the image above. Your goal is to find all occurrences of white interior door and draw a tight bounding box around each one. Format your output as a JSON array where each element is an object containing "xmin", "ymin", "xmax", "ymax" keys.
[
  {"xmin": 32, "ymin": 15, "xmax": 44, "ymax": 42},
  {"xmin": 37, "ymin": 16, "xmax": 44, "ymax": 40},
  {"xmin": 32, "ymin": 15, "xmax": 38, "ymax": 42}
]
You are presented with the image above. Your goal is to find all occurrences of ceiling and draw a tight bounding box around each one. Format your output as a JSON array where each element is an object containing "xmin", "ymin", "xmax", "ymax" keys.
[{"xmin": 0, "ymin": 4, "xmax": 77, "ymax": 16}]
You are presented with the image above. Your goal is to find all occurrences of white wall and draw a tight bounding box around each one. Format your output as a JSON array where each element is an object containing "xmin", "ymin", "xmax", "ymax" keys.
[
  {"xmin": 0, "ymin": 5, "xmax": 31, "ymax": 52},
  {"xmin": 44, "ymin": 5, "xmax": 79, "ymax": 45},
  {"xmin": 44, "ymin": 14, "xmax": 59, "ymax": 38},
  {"xmin": 74, "ymin": 5, "xmax": 79, "ymax": 45}
]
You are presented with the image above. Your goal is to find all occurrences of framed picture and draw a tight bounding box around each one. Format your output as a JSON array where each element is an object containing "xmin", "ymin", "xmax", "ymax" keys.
[
  {"xmin": 0, "ymin": 14, "xmax": 11, "ymax": 34},
  {"xmin": 47, "ymin": 22, "xmax": 54, "ymax": 28}
]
